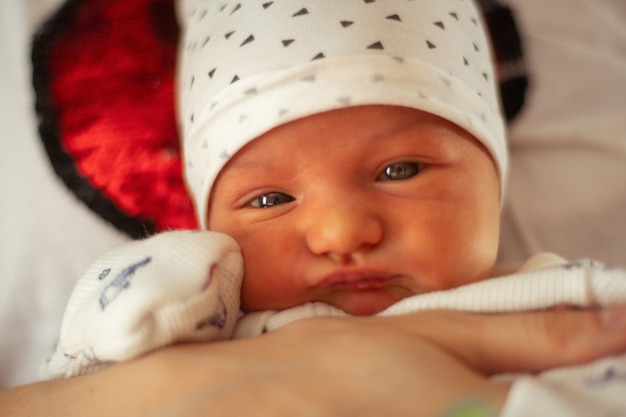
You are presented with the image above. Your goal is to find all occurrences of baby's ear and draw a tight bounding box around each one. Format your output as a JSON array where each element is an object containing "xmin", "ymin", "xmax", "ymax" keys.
[{"xmin": 39, "ymin": 231, "xmax": 243, "ymax": 380}]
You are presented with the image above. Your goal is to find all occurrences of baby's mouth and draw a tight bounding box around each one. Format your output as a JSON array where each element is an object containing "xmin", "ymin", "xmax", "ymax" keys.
[{"xmin": 315, "ymin": 270, "xmax": 397, "ymax": 290}]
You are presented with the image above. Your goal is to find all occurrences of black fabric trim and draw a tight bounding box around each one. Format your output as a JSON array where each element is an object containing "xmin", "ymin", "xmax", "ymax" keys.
[
  {"xmin": 31, "ymin": 0, "xmax": 156, "ymax": 239},
  {"xmin": 478, "ymin": 0, "xmax": 529, "ymax": 122}
]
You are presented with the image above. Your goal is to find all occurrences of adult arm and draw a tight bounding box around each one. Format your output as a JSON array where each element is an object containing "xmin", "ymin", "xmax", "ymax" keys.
[{"xmin": 2, "ymin": 306, "xmax": 626, "ymax": 417}]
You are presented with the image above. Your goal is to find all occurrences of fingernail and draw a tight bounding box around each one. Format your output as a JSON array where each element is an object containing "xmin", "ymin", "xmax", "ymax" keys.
[{"xmin": 601, "ymin": 304, "xmax": 626, "ymax": 330}]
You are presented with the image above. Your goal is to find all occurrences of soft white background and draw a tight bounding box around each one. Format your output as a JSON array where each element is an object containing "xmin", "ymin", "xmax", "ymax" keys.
[
  {"xmin": 0, "ymin": 0, "xmax": 624, "ymax": 388},
  {"xmin": 0, "ymin": 0, "xmax": 128, "ymax": 388}
]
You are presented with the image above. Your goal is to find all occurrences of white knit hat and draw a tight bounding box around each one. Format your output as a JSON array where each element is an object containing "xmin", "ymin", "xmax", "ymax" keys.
[{"xmin": 177, "ymin": 0, "xmax": 507, "ymax": 228}]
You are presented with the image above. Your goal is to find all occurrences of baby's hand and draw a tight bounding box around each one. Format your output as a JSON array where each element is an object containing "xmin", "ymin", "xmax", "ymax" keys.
[{"xmin": 39, "ymin": 231, "xmax": 243, "ymax": 380}]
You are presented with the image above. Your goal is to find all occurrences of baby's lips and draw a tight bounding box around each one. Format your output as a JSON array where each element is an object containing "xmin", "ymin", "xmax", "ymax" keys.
[{"xmin": 314, "ymin": 268, "xmax": 397, "ymax": 290}]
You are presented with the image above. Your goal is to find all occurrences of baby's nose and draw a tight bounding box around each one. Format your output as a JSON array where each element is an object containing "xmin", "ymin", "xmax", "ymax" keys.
[{"xmin": 304, "ymin": 199, "xmax": 383, "ymax": 260}]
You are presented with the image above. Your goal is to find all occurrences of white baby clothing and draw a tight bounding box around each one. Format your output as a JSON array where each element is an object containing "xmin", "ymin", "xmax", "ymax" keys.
[
  {"xmin": 40, "ymin": 231, "xmax": 626, "ymax": 415},
  {"xmin": 40, "ymin": 231, "xmax": 244, "ymax": 378}
]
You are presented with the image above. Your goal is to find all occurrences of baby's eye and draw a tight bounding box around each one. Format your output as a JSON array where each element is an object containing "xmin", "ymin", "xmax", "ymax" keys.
[
  {"xmin": 248, "ymin": 192, "xmax": 295, "ymax": 208},
  {"xmin": 377, "ymin": 162, "xmax": 423, "ymax": 181}
]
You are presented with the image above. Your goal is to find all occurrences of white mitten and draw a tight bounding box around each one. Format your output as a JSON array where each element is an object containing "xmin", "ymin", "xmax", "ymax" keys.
[{"xmin": 40, "ymin": 230, "xmax": 243, "ymax": 380}]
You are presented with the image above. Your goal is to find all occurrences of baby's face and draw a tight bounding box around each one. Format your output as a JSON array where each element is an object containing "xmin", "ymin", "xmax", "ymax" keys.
[{"xmin": 208, "ymin": 105, "xmax": 500, "ymax": 316}]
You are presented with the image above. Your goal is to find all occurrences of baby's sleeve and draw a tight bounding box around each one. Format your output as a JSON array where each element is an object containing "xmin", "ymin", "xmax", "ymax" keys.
[{"xmin": 39, "ymin": 230, "xmax": 243, "ymax": 380}]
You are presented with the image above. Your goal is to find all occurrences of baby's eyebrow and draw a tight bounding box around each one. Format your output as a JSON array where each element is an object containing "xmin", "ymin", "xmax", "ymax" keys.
[
  {"xmin": 216, "ymin": 154, "xmax": 292, "ymax": 193},
  {"xmin": 221, "ymin": 158, "xmax": 277, "ymax": 177},
  {"xmin": 381, "ymin": 121, "xmax": 463, "ymax": 148}
]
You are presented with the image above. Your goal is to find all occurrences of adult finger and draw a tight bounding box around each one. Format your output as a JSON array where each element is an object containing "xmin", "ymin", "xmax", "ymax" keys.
[{"xmin": 406, "ymin": 304, "xmax": 626, "ymax": 375}]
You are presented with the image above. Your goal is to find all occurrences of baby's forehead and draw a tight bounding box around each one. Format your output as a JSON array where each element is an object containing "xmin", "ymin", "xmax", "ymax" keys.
[{"xmin": 222, "ymin": 105, "xmax": 483, "ymax": 171}]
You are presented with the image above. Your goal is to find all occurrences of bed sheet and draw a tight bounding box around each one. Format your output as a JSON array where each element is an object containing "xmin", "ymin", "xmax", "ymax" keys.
[{"xmin": 498, "ymin": 0, "xmax": 626, "ymax": 266}]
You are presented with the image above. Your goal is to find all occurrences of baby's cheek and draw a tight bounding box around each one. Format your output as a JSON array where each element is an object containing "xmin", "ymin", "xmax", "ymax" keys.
[
  {"xmin": 239, "ymin": 269, "xmax": 268, "ymax": 312},
  {"xmin": 239, "ymin": 276, "xmax": 292, "ymax": 312},
  {"xmin": 238, "ymin": 283, "xmax": 256, "ymax": 313},
  {"xmin": 237, "ymin": 254, "xmax": 290, "ymax": 312}
]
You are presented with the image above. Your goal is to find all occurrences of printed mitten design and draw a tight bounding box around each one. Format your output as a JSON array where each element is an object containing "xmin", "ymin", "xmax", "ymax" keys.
[{"xmin": 40, "ymin": 231, "xmax": 243, "ymax": 380}]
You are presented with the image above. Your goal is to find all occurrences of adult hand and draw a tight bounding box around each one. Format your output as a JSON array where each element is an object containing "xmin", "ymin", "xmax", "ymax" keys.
[{"xmin": 2, "ymin": 305, "xmax": 626, "ymax": 417}]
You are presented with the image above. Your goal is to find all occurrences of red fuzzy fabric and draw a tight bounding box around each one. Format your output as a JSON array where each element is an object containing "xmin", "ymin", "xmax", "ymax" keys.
[{"xmin": 33, "ymin": 0, "xmax": 198, "ymax": 236}]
